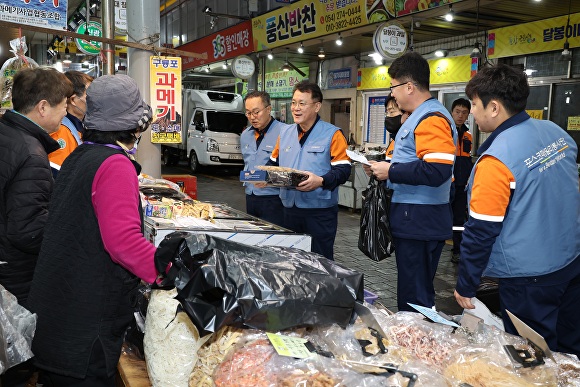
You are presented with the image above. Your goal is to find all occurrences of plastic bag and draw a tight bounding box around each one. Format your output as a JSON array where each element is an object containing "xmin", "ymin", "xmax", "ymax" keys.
[
  {"xmin": 0, "ymin": 37, "xmax": 39, "ymax": 112},
  {"xmin": 143, "ymin": 288, "xmax": 211, "ymax": 387},
  {"xmin": 0, "ymin": 284, "xmax": 36, "ymax": 375},
  {"xmin": 154, "ymin": 232, "xmax": 364, "ymax": 336},
  {"xmin": 358, "ymin": 176, "xmax": 394, "ymax": 261}
]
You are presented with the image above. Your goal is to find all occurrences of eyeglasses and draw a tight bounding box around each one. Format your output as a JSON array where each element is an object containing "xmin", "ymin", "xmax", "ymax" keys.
[
  {"xmin": 245, "ymin": 105, "xmax": 270, "ymax": 117},
  {"xmin": 290, "ymin": 101, "xmax": 319, "ymax": 109},
  {"xmin": 389, "ymin": 82, "xmax": 410, "ymax": 91}
]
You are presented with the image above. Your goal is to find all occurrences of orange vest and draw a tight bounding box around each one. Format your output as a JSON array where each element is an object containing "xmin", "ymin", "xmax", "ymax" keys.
[{"xmin": 49, "ymin": 123, "xmax": 81, "ymax": 168}]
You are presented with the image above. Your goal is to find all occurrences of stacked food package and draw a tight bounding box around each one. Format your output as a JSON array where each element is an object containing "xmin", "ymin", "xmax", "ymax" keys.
[
  {"xmin": 141, "ymin": 303, "xmax": 580, "ymax": 387},
  {"xmin": 138, "ymin": 175, "xmax": 213, "ymax": 221}
]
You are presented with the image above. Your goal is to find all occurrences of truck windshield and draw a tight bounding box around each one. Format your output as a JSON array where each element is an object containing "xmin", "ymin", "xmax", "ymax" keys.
[{"xmin": 206, "ymin": 111, "xmax": 248, "ymax": 135}]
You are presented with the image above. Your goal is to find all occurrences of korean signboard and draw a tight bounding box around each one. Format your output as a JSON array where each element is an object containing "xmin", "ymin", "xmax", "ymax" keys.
[
  {"xmin": 252, "ymin": 0, "xmax": 460, "ymax": 51},
  {"xmin": 178, "ymin": 21, "xmax": 254, "ymax": 70},
  {"xmin": 0, "ymin": 0, "xmax": 67, "ymax": 31},
  {"xmin": 150, "ymin": 57, "xmax": 182, "ymax": 144},
  {"xmin": 327, "ymin": 68, "xmax": 353, "ymax": 89},
  {"xmin": 487, "ymin": 12, "xmax": 580, "ymax": 59},
  {"xmin": 357, "ymin": 55, "xmax": 472, "ymax": 90},
  {"xmin": 242, "ymin": 67, "xmax": 309, "ymax": 98}
]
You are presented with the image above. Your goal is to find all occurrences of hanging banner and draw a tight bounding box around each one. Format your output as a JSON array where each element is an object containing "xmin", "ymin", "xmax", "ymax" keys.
[
  {"xmin": 357, "ymin": 55, "xmax": 471, "ymax": 90},
  {"xmin": 0, "ymin": 0, "xmax": 67, "ymax": 31},
  {"xmin": 150, "ymin": 57, "xmax": 182, "ymax": 144},
  {"xmin": 488, "ymin": 12, "xmax": 580, "ymax": 59},
  {"xmin": 178, "ymin": 20, "xmax": 254, "ymax": 70}
]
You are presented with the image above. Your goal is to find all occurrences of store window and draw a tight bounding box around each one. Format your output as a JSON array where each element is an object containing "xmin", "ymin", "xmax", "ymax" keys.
[{"xmin": 525, "ymin": 51, "xmax": 569, "ymax": 78}]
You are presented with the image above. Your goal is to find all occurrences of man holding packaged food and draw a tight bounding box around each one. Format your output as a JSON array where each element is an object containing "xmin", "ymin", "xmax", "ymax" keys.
[
  {"xmin": 368, "ymin": 52, "xmax": 457, "ymax": 312},
  {"xmin": 241, "ymin": 90, "xmax": 288, "ymax": 227},
  {"xmin": 455, "ymin": 64, "xmax": 580, "ymax": 357},
  {"xmin": 268, "ymin": 81, "xmax": 351, "ymax": 260}
]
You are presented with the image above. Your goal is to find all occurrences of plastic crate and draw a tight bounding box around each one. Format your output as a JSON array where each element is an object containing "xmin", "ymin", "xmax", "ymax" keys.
[
  {"xmin": 161, "ymin": 175, "xmax": 197, "ymax": 199},
  {"xmin": 363, "ymin": 289, "xmax": 378, "ymax": 305}
]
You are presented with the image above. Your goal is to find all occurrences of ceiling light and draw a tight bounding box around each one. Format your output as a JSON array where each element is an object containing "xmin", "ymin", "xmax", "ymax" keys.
[
  {"xmin": 222, "ymin": 61, "xmax": 227, "ymax": 69},
  {"xmin": 318, "ymin": 47, "xmax": 325, "ymax": 58},
  {"xmin": 445, "ymin": 5, "xmax": 454, "ymax": 22},
  {"xmin": 562, "ymin": 42, "xmax": 572, "ymax": 61},
  {"xmin": 434, "ymin": 49, "xmax": 448, "ymax": 57},
  {"xmin": 297, "ymin": 42, "xmax": 304, "ymax": 54},
  {"xmin": 336, "ymin": 34, "xmax": 343, "ymax": 46},
  {"xmin": 281, "ymin": 62, "xmax": 291, "ymax": 71},
  {"xmin": 470, "ymin": 43, "xmax": 482, "ymax": 59},
  {"xmin": 267, "ymin": 51, "xmax": 274, "ymax": 60},
  {"xmin": 205, "ymin": 66, "xmax": 210, "ymax": 73}
]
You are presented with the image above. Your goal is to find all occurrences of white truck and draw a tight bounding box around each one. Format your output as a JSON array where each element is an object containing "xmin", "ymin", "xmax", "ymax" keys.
[{"xmin": 161, "ymin": 89, "xmax": 248, "ymax": 172}]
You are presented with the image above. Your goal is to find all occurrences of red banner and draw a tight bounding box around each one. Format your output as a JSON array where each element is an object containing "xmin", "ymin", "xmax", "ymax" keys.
[{"xmin": 178, "ymin": 20, "xmax": 255, "ymax": 70}]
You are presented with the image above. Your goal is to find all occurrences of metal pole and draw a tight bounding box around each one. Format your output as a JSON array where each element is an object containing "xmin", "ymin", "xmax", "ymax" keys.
[
  {"xmin": 127, "ymin": 0, "xmax": 161, "ymax": 177},
  {"xmin": 101, "ymin": 0, "xmax": 115, "ymax": 74}
]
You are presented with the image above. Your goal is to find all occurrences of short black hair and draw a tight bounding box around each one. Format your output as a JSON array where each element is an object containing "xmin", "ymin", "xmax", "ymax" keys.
[
  {"xmin": 465, "ymin": 64, "xmax": 529, "ymax": 115},
  {"xmin": 293, "ymin": 81, "xmax": 323, "ymax": 103},
  {"xmin": 385, "ymin": 95, "xmax": 396, "ymax": 108},
  {"xmin": 244, "ymin": 90, "xmax": 271, "ymax": 106},
  {"xmin": 388, "ymin": 52, "xmax": 430, "ymax": 91},
  {"xmin": 451, "ymin": 98, "xmax": 471, "ymax": 111},
  {"xmin": 64, "ymin": 70, "xmax": 94, "ymax": 98}
]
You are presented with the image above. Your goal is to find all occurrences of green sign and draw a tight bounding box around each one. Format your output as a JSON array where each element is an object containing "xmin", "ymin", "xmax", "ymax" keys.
[{"xmin": 75, "ymin": 21, "xmax": 102, "ymax": 55}]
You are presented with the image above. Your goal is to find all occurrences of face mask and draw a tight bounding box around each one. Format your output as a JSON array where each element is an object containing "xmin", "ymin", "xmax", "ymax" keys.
[{"xmin": 385, "ymin": 114, "xmax": 403, "ymax": 135}]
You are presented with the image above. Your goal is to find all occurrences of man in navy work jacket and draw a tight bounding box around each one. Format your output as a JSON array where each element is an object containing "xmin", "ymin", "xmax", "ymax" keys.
[
  {"xmin": 455, "ymin": 64, "xmax": 580, "ymax": 357},
  {"xmin": 240, "ymin": 90, "xmax": 288, "ymax": 227},
  {"xmin": 268, "ymin": 81, "xmax": 351, "ymax": 260},
  {"xmin": 369, "ymin": 52, "xmax": 457, "ymax": 312}
]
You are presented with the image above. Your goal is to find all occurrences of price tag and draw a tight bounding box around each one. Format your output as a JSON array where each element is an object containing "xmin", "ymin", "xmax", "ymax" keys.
[{"xmin": 266, "ymin": 332, "xmax": 313, "ymax": 359}]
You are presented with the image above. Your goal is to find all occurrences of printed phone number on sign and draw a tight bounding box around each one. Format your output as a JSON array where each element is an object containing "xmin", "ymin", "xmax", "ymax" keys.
[{"xmin": 322, "ymin": 5, "xmax": 362, "ymax": 32}]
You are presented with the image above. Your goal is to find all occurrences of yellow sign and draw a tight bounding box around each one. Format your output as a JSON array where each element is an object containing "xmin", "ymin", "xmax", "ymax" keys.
[
  {"xmin": 526, "ymin": 110, "xmax": 545, "ymax": 120},
  {"xmin": 252, "ymin": 0, "xmax": 382, "ymax": 51},
  {"xmin": 568, "ymin": 116, "xmax": 580, "ymax": 131},
  {"xmin": 150, "ymin": 57, "xmax": 182, "ymax": 144},
  {"xmin": 357, "ymin": 55, "xmax": 471, "ymax": 90},
  {"xmin": 488, "ymin": 12, "xmax": 580, "ymax": 59}
]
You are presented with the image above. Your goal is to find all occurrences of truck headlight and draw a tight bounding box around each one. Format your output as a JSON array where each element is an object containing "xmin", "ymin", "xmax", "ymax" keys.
[{"xmin": 207, "ymin": 138, "xmax": 219, "ymax": 152}]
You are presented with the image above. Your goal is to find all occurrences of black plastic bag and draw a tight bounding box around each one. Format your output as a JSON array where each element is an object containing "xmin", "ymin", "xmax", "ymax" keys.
[
  {"xmin": 154, "ymin": 232, "xmax": 364, "ymax": 336},
  {"xmin": 358, "ymin": 176, "xmax": 395, "ymax": 261}
]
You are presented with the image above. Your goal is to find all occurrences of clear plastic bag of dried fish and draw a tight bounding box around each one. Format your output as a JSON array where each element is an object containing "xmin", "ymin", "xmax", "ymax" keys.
[{"xmin": 0, "ymin": 37, "xmax": 39, "ymax": 112}]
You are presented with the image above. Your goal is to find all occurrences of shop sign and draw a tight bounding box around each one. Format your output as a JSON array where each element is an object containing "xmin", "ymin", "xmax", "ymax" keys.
[
  {"xmin": 75, "ymin": 21, "xmax": 102, "ymax": 55},
  {"xmin": 231, "ymin": 55, "xmax": 255, "ymax": 80},
  {"xmin": 327, "ymin": 68, "xmax": 353, "ymax": 89},
  {"xmin": 150, "ymin": 57, "xmax": 182, "ymax": 144},
  {"xmin": 0, "ymin": 0, "xmax": 67, "ymax": 31},
  {"xmin": 396, "ymin": 0, "xmax": 461, "ymax": 17},
  {"xmin": 357, "ymin": 55, "xmax": 471, "ymax": 90},
  {"xmin": 487, "ymin": 12, "xmax": 580, "ymax": 59},
  {"xmin": 568, "ymin": 116, "xmax": 580, "ymax": 131},
  {"xmin": 373, "ymin": 21, "xmax": 408, "ymax": 59},
  {"xmin": 240, "ymin": 66, "xmax": 309, "ymax": 98},
  {"xmin": 115, "ymin": 0, "xmax": 126, "ymax": 34},
  {"xmin": 56, "ymin": 34, "xmax": 127, "ymax": 55},
  {"xmin": 526, "ymin": 110, "xmax": 544, "ymax": 120},
  {"xmin": 178, "ymin": 20, "xmax": 254, "ymax": 70},
  {"xmin": 252, "ymin": 0, "xmax": 396, "ymax": 51}
]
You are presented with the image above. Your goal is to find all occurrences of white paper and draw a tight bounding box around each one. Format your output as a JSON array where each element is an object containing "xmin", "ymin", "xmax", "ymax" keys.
[
  {"xmin": 408, "ymin": 303, "xmax": 460, "ymax": 328},
  {"xmin": 465, "ymin": 297, "xmax": 505, "ymax": 331},
  {"xmin": 346, "ymin": 150, "xmax": 371, "ymax": 166}
]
